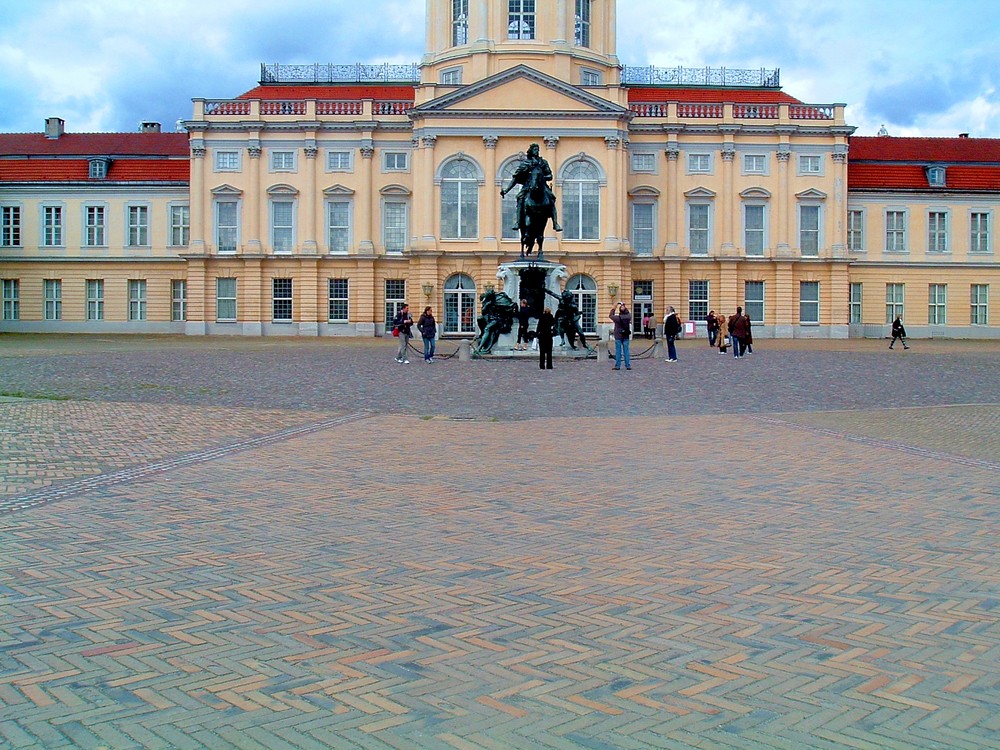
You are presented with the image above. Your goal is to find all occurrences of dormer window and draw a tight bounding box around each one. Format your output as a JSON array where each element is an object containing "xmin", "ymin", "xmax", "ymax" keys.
[
  {"xmin": 926, "ymin": 166, "xmax": 946, "ymax": 187},
  {"xmin": 88, "ymin": 159, "xmax": 109, "ymax": 179}
]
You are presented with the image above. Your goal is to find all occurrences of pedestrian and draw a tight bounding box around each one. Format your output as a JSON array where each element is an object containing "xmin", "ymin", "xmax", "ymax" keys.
[
  {"xmin": 642, "ymin": 311, "xmax": 653, "ymax": 339},
  {"xmin": 663, "ymin": 306, "xmax": 681, "ymax": 362},
  {"xmin": 717, "ymin": 313, "xmax": 730, "ymax": 354},
  {"xmin": 889, "ymin": 314, "xmax": 909, "ymax": 349},
  {"xmin": 609, "ymin": 301, "xmax": 632, "ymax": 370},
  {"xmin": 729, "ymin": 307, "xmax": 747, "ymax": 358},
  {"xmin": 743, "ymin": 312, "xmax": 753, "ymax": 355},
  {"xmin": 392, "ymin": 303, "xmax": 413, "ymax": 364},
  {"xmin": 536, "ymin": 307, "xmax": 555, "ymax": 369},
  {"xmin": 515, "ymin": 298, "xmax": 531, "ymax": 350},
  {"xmin": 417, "ymin": 305, "xmax": 437, "ymax": 362},
  {"xmin": 706, "ymin": 310, "xmax": 718, "ymax": 347}
]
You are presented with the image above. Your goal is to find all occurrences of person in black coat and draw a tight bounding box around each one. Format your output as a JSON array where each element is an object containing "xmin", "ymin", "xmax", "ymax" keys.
[
  {"xmin": 890, "ymin": 315, "xmax": 909, "ymax": 349},
  {"xmin": 536, "ymin": 307, "xmax": 555, "ymax": 369}
]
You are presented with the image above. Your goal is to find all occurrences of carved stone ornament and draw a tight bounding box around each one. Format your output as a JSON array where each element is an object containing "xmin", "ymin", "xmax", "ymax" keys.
[
  {"xmin": 543, "ymin": 135, "xmax": 560, "ymax": 149},
  {"xmin": 247, "ymin": 145, "xmax": 262, "ymax": 159},
  {"xmin": 304, "ymin": 146, "xmax": 318, "ymax": 159},
  {"xmin": 721, "ymin": 147, "xmax": 736, "ymax": 161},
  {"xmin": 665, "ymin": 146, "xmax": 680, "ymax": 161},
  {"xmin": 831, "ymin": 152, "xmax": 847, "ymax": 163},
  {"xmin": 422, "ymin": 135, "xmax": 437, "ymax": 148},
  {"xmin": 605, "ymin": 136, "xmax": 621, "ymax": 150},
  {"xmin": 360, "ymin": 146, "xmax": 375, "ymax": 159},
  {"xmin": 483, "ymin": 135, "xmax": 499, "ymax": 149},
  {"xmin": 776, "ymin": 150, "xmax": 791, "ymax": 162},
  {"xmin": 191, "ymin": 147, "xmax": 207, "ymax": 158}
]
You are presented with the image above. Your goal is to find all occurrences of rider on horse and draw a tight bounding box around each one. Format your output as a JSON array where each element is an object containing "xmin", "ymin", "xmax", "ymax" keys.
[{"xmin": 501, "ymin": 144, "xmax": 563, "ymax": 233}]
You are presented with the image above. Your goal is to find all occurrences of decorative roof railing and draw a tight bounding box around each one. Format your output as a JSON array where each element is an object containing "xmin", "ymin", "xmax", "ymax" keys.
[
  {"xmin": 621, "ymin": 66, "xmax": 780, "ymax": 88},
  {"xmin": 261, "ymin": 63, "xmax": 421, "ymax": 84},
  {"xmin": 629, "ymin": 101, "xmax": 834, "ymax": 121}
]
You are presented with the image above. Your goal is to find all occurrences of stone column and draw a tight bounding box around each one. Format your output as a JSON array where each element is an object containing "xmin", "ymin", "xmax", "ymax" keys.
[
  {"xmin": 604, "ymin": 135, "xmax": 620, "ymax": 248},
  {"xmin": 775, "ymin": 147, "xmax": 791, "ymax": 256},
  {"xmin": 301, "ymin": 144, "xmax": 319, "ymax": 255},
  {"xmin": 358, "ymin": 145, "xmax": 375, "ymax": 253},
  {"xmin": 482, "ymin": 135, "xmax": 499, "ymax": 250},
  {"xmin": 720, "ymin": 144, "xmax": 736, "ymax": 253},
  {"xmin": 246, "ymin": 143, "xmax": 262, "ymax": 255},
  {"xmin": 664, "ymin": 143, "xmax": 679, "ymax": 255},
  {"xmin": 189, "ymin": 145, "xmax": 207, "ymax": 255},
  {"xmin": 424, "ymin": 135, "xmax": 440, "ymax": 243}
]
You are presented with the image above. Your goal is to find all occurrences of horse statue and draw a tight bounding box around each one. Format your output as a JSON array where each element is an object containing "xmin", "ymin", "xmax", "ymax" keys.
[{"xmin": 500, "ymin": 143, "xmax": 562, "ymax": 260}]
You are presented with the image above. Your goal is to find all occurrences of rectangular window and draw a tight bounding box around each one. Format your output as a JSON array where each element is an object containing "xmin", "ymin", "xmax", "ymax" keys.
[
  {"xmin": 270, "ymin": 151, "xmax": 295, "ymax": 172},
  {"xmin": 215, "ymin": 150, "xmax": 240, "ymax": 171},
  {"xmin": 971, "ymin": 284, "xmax": 989, "ymax": 325},
  {"xmin": 927, "ymin": 211, "xmax": 948, "ymax": 253},
  {"xmin": 43, "ymin": 279, "xmax": 62, "ymax": 321},
  {"xmin": 216, "ymin": 277, "xmax": 237, "ymax": 322},
  {"xmin": 847, "ymin": 209, "xmax": 864, "ymax": 252},
  {"xmin": 885, "ymin": 210, "xmax": 907, "ymax": 253},
  {"xmin": 127, "ymin": 205, "xmax": 149, "ymax": 247},
  {"xmin": 799, "ymin": 154, "xmax": 822, "ymax": 174},
  {"xmin": 886, "ymin": 283, "xmax": 904, "ymax": 323},
  {"xmin": 216, "ymin": 201, "xmax": 238, "ymax": 253},
  {"xmin": 2, "ymin": 206, "xmax": 21, "ymax": 246},
  {"xmin": 970, "ymin": 212, "xmax": 990, "ymax": 254},
  {"xmin": 328, "ymin": 201, "xmax": 351, "ymax": 253},
  {"xmin": 329, "ymin": 278, "xmax": 349, "ymax": 322},
  {"xmin": 327, "ymin": 150, "xmax": 352, "ymax": 171},
  {"xmin": 2, "ymin": 279, "xmax": 19, "ymax": 320},
  {"xmin": 86, "ymin": 279, "xmax": 104, "ymax": 321},
  {"xmin": 383, "ymin": 152, "xmax": 408, "ymax": 171},
  {"xmin": 385, "ymin": 279, "xmax": 406, "ymax": 333},
  {"xmin": 688, "ymin": 204, "xmax": 710, "ymax": 255},
  {"xmin": 271, "ymin": 200, "xmax": 294, "ymax": 253},
  {"xmin": 272, "ymin": 278, "xmax": 293, "ymax": 322},
  {"xmin": 581, "ymin": 69, "xmax": 601, "ymax": 86},
  {"xmin": 689, "ymin": 280, "xmax": 709, "ymax": 321},
  {"xmin": 744, "ymin": 204, "xmax": 765, "ymax": 256},
  {"xmin": 575, "ymin": 0, "xmax": 591, "ymax": 46},
  {"xmin": 89, "ymin": 159, "xmax": 107, "ymax": 179},
  {"xmin": 128, "ymin": 279, "xmax": 147, "ymax": 321},
  {"xmin": 508, "ymin": 0, "xmax": 535, "ymax": 39},
  {"xmin": 850, "ymin": 282, "xmax": 863, "ymax": 324},
  {"xmin": 631, "ymin": 203, "xmax": 654, "ymax": 254},
  {"xmin": 928, "ymin": 284, "xmax": 947, "ymax": 325},
  {"xmin": 631, "ymin": 153, "xmax": 655, "ymax": 172},
  {"xmin": 170, "ymin": 205, "xmax": 190, "ymax": 247},
  {"xmin": 744, "ymin": 281, "xmax": 765, "ymax": 324},
  {"xmin": 171, "ymin": 280, "xmax": 187, "ymax": 322},
  {"xmin": 452, "ymin": 0, "xmax": 468, "ymax": 45},
  {"xmin": 440, "ymin": 67, "xmax": 463, "ymax": 85},
  {"xmin": 43, "ymin": 206, "xmax": 63, "ymax": 246},
  {"xmin": 85, "ymin": 205, "xmax": 106, "ymax": 246},
  {"xmin": 743, "ymin": 154, "xmax": 766, "ymax": 174},
  {"xmin": 799, "ymin": 205, "xmax": 820, "ymax": 256},
  {"xmin": 800, "ymin": 281, "xmax": 819, "ymax": 324},
  {"xmin": 383, "ymin": 201, "xmax": 407, "ymax": 253},
  {"xmin": 687, "ymin": 153, "xmax": 711, "ymax": 173}
]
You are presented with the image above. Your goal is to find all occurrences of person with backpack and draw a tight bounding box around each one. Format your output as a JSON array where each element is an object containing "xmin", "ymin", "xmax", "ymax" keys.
[
  {"xmin": 609, "ymin": 302, "xmax": 632, "ymax": 370},
  {"xmin": 663, "ymin": 306, "xmax": 681, "ymax": 362},
  {"xmin": 392, "ymin": 303, "xmax": 413, "ymax": 364}
]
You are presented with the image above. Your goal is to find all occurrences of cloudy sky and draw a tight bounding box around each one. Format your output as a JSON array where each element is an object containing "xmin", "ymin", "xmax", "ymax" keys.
[{"xmin": 1, "ymin": 0, "xmax": 998, "ymax": 138}]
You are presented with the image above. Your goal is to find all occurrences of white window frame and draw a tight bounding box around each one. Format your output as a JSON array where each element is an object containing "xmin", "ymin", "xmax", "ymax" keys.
[
  {"xmin": 886, "ymin": 283, "xmax": 904, "ymax": 323},
  {"xmin": 272, "ymin": 278, "xmax": 293, "ymax": 323},
  {"xmin": 88, "ymin": 159, "xmax": 109, "ymax": 179},
  {"xmin": 83, "ymin": 204, "xmax": 107, "ymax": 247},
  {"xmin": 928, "ymin": 284, "xmax": 947, "ymax": 325},
  {"xmin": 742, "ymin": 154, "xmax": 767, "ymax": 175},
  {"xmin": 630, "ymin": 153, "xmax": 656, "ymax": 173},
  {"xmin": 128, "ymin": 279, "xmax": 147, "ymax": 322},
  {"xmin": 799, "ymin": 281, "xmax": 820, "ymax": 324},
  {"xmin": 971, "ymin": 284, "xmax": 989, "ymax": 325},
  {"xmin": 326, "ymin": 150, "xmax": 353, "ymax": 172},
  {"xmin": 171, "ymin": 279, "xmax": 187, "ymax": 322},
  {"xmin": 687, "ymin": 153, "xmax": 712, "ymax": 174},
  {"xmin": 43, "ymin": 279, "xmax": 62, "ymax": 321},
  {"xmin": 383, "ymin": 200, "xmax": 408, "ymax": 253},
  {"xmin": 850, "ymin": 282, "xmax": 863, "ymax": 324},
  {"xmin": 927, "ymin": 166, "xmax": 946, "ymax": 187},
  {"xmin": 575, "ymin": 0, "xmax": 592, "ymax": 46},
  {"xmin": 689, "ymin": 280, "xmax": 709, "ymax": 322},
  {"xmin": 382, "ymin": 151, "xmax": 409, "ymax": 172},
  {"xmin": 927, "ymin": 210, "xmax": 949, "ymax": 253},
  {"xmin": 384, "ymin": 279, "xmax": 406, "ymax": 333},
  {"xmin": 443, "ymin": 273, "xmax": 478, "ymax": 335},
  {"xmin": 214, "ymin": 150, "xmax": 241, "ymax": 172},
  {"xmin": 561, "ymin": 160, "xmax": 601, "ymax": 241},
  {"xmin": 215, "ymin": 199, "xmax": 240, "ymax": 254},
  {"xmin": 452, "ymin": 0, "xmax": 468, "ymax": 46},
  {"xmin": 970, "ymin": 211, "xmax": 990, "ymax": 254},
  {"xmin": 688, "ymin": 203, "xmax": 711, "ymax": 256},
  {"xmin": 743, "ymin": 203, "xmax": 766, "ymax": 257},
  {"xmin": 327, "ymin": 199, "xmax": 352, "ymax": 254},
  {"xmin": 798, "ymin": 154, "xmax": 823, "ymax": 176},
  {"xmin": 270, "ymin": 199, "xmax": 296, "ymax": 254},
  {"xmin": 329, "ymin": 278, "xmax": 349, "ymax": 322},
  {"xmin": 41, "ymin": 204, "xmax": 64, "ymax": 247},
  {"xmin": 169, "ymin": 204, "xmax": 190, "ymax": 247},
  {"xmin": 847, "ymin": 209, "xmax": 865, "ymax": 253},
  {"xmin": 631, "ymin": 201, "xmax": 655, "ymax": 255},
  {"xmin": 799, "ymin": 204, "xmax": 822, "ymax": 257},
  {"xmin": 508, "ymin": 0, "xmax": 535, "ymax": 39},
  {"xmin": 565, "ymin": 274, "xmax": 598, "ymax": 334},
  {"xmin": 885, "ymin": 210, "xmax": 907, "ymax": 253},
  {"xmin": 126, "ymin": 204, "xmax": 150, "ymax": 247},
  {"xmin": 1, "ymin": 204, "xmax": 22, "ymax": 247},
  {"xmin": 2, "ymin": 279, "xmax": 20, "ymax": 320},
  {"xmin": 269, "ymin": 150, "xmax": 297, "ymax": 173},
  {"xmin": 745, "ymin": 281, "xmax": 765, "ymax": 324},
  {"xmin": 440, "ymin": 159, "xmax": 479, "ymax": 240},
  {"xmin": 581, "ymin": 68, "xmax": 601, "ymax": 86},
  {"xmin": 86, "ymin": 279, "xmax": 103, "ymax": 321},
  {"xmin": 440, "ymin": 67, "xmax": 463, "ymax": 85},
  {"xmin": 216, "ymin": 277, "xmax": 237, "ymax": 322}
]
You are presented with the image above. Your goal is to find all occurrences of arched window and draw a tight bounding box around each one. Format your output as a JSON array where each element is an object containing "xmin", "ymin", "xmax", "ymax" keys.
[
  {"xmin": 562, "ymin": 161, "xmax": 600, "ymax": 240},
  {"xmin": 499, "ymin": 159, "xmax": 520, "ymax": 241},
  {"xmin": 441, "ymin": 159, "xmax": 479, "ymax": 239},
  {"xmin": 443, "ymin": 273, "xmax": 478, "ymax": 335},
  {"xmin": 564, "ymin": 274, "xmax": 598, "ymax": 333}
]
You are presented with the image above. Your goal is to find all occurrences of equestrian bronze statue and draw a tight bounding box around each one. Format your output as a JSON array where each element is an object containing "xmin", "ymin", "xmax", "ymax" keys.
[{"xmin": 500, "ymin": 143, "xmax": 562, "ymax": 259}]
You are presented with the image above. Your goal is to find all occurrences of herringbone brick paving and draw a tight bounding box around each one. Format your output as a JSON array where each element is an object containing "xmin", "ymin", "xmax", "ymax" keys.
[{"xmin": 1, "ymin": 336, "xmax": 998, "ymax": 748}]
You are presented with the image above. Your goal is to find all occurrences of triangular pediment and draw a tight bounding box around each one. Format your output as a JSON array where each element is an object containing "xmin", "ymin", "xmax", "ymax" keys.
[
  {"xmin": 796, "ymin": 188, "xmax": 828, "ymax": 200},
  {"xmin": 412, "ymin": 65, "xmax": 628, "ymax": 117}
]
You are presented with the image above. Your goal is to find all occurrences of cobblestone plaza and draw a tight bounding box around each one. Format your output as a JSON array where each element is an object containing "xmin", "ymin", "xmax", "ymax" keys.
[{"xmin": 1, "ymin": 335, "xmax": 998, "ymax": 749}]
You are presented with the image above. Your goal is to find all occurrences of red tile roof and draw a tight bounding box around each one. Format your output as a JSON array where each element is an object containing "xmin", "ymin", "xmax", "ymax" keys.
[
  {"xmin": 628, "ymin": 87, "xmax": 802, "ymax": 104},
  {"xmin": 848, "ymin": 163, "xmax": 1000, "ymax": 191},
  {"xmin": 850, "ymin": 135, "xmax": 1000, "ymax": 163},
  {"xmin": 0, "ymin": 158, "xmax": 189, "ymax": 183},
  {"xmin": 0, "ymin": 132, "xmax": 189, "ymax": 157},
  {"xmin": 236, "ymin": 85, "xmax": 416, "ymax": 100}
]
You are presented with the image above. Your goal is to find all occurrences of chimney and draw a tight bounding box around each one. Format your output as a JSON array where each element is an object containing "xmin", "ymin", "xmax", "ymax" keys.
[
  {"xmin": 44, "ymin": 117, "xmax": 65, "ymax": 139},
  {"xmin": 959, "ymin": 132, "xmax": 969, "ymax": 138},
  {"xmin": 140, "ymin": 121, "xmax": 162, "ymax": 133}
]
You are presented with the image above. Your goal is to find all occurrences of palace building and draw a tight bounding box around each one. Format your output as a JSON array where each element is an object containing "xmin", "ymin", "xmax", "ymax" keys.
[{"xmin": 2, "ymin": 0, "xmax": 998, "ymax": 339}]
